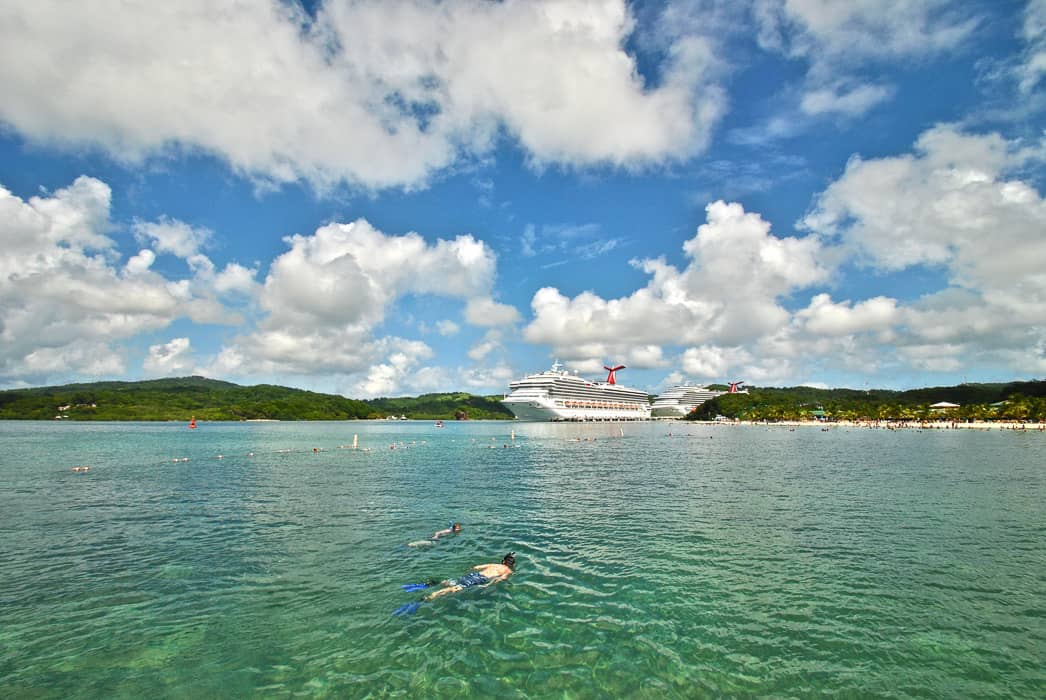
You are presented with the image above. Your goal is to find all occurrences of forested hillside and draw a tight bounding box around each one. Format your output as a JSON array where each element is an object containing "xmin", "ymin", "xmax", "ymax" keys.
[
  {"xmin": 0, "ymin": 377, "xmax": 511, "ymax": 420},
  {"xmin": 690, "ymin": 381, "xmax": 1046, "ymax": 422}
]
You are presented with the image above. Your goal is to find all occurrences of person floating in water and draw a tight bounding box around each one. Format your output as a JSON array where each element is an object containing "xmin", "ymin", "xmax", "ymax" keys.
[
  {"xmin": 407, "ymin": 522, "xmax": 461, "ymax": 548},
  {"xmin": 395, "ymin": 553, "xmax": 516, "ymax": 614},
  {"xmin": 423, "ymin": 552, "xmax": 516, "ymax": 601},
  {"xmin": 431, "ymin": 522, "xmax": 462, "ymax": 540}
]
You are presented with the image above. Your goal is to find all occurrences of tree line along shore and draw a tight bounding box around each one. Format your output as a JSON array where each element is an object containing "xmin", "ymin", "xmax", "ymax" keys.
[
  {"xmin": 0, "ymin": 376, "xmax": 513, "ymax": 421},
  {"xmin": 1, "ymin": 376, "xmax": 1044, "ymax": 423},
  {"xmin": 688, "ymin": 381, "xmax": 1046, "ymax": 423}
]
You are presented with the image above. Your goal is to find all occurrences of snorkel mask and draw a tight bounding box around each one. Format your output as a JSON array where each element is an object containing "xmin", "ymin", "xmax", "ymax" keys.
[{"xmin": 502, "ymin": 552, "xmax": 516, "ymax": 569}]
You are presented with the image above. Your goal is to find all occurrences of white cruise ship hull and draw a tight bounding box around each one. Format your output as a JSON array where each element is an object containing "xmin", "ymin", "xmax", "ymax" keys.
[
  {"xmin": 650, "ymin": 385, "xmax": 725, "ymax": 419},
  {"xmin": 501, "ymin": 362, "xmax": 651, "ymax": 421},
  {"xmin": 502, "ymin": 394, "xmax": 651, "ymax": 421}
]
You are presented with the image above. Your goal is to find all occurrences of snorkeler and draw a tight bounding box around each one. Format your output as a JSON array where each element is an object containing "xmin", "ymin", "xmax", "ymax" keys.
[
  {"xmin": 423, "ymin": 552, "xmax": 516, "ymax": 601},
  {"xmin": 406, "ymin": 522, "xmax": 462, "ymax": 548},
  {"xmin": 395, "ymin": 553, "xmax": 516, "ymax": 614},
  {"xmin": 430, "ymin": 522, "xmax": 462, "ymax": 540}
]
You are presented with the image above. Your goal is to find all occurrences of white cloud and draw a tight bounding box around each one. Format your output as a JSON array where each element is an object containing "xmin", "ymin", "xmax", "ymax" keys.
[
  {"xmin": 386, "ymin": 362, "xmax": 514, "ymax": 395},
  {"xmin": 261, "ymin": 218, "xmax": 496, "ymax": 328},
  {"xmin": 133, "ymin": 217, "xmax": 210, "ymax": 258},
  {"xmin": 523, "ymin": 200, "xmax": 831, "ymax": 363},
  {"xmin": 518, "ymin": 222, "xmax": 622, "ymax": 261},
  {"xmin": 681, "ymin": 345, "xmax": 734, "ymax": 378},
  {"xmin": 208, "ymin": 217, "xmax": 514, "ymax": 392},
  {"xmin": 468, "ymin": 339, "xmax": 498, "ymax": 362},
  {"xmin": 464, "ymin": 297, "xmax": 521, "ymax": 327},
  {"xmin": 0, "ymin": 0, "xmax": 727, "ymax": 191},
  {"xmin": 0, "ymin": 177, "xmax": 238, "ymax": 383},
  {"xmin": 737, "ymin": 0, "xmax": 978, "ymax": 143},
  {"xmin": 803, "ymin": 125, "xmax": 1046, "ymax": 288},
  {"xmin": 516, "ymin": 126, "xmax": 1046, "ymax": 386},
  {"xmin": 20, "ymin": 343, "xmax": 126, "ymax": 377},
  {"xmin": 799, "ymin": 83, "xmax": 894, "ymax": 117},
  {"xmin": 754, "ymin": 0, "xmax": 977, "ymax": 66},
  {"xmin": 358, "ymin": 346, "xmax": 434, "ymax": 397},
  {"xmin": 144, "ymin": 337, "xmax": 195, "ymax": 376},
  {"xmin": 125, "ymin": 249, "xmax": 156, "ymax": 276},
  {"xmin": 211, "ymin": 263, "xmax": 259, "ymax": 296},
  {"xmin": 801, "ymin": 124, "xmax": 1046, "ymax": 376},
  {"xmin": 1019, "ymin": 0, "xmax": 1046, "ymax": 93},
  {"xmin": 435, "ymin": 320, "xmax": 460, "ymax": 336},
  {"xmin": 797, "ymin": 293, "xmax": 899, "ymax": 336}
]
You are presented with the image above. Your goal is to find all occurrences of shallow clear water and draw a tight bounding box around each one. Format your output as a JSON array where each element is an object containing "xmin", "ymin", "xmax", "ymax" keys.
[{"xmin": 1, "ymin": 420, "xmax": 1044, "ymax": 698}]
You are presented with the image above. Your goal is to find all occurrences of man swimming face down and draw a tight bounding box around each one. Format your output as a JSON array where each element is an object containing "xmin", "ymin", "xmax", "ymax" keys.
[{"xmin": 423, "ymin": 553, "xmax": 515, "ymax": 601}]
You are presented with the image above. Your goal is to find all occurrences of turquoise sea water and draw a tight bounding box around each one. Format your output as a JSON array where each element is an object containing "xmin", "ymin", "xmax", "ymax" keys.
[{"xmin": 1, "ymin": 420, "xmax": 1044, "ymax": 698}]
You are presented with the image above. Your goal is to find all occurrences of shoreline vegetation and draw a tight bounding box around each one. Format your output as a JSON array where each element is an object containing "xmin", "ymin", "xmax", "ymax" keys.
[
  {"xmin": 690, "ymin": 380, "xmax": 1046, "ymax": 424},
  {"xmin": 688, "ymin": 419, "xmax": 1046, "ymax": 431},
  {"xmin": 0, "ymin": 376, "xmax": 514, "ymax": 421},
  {"xmin": 0, "ymin": 375, "xmax": 1043, "ymax": 423}
]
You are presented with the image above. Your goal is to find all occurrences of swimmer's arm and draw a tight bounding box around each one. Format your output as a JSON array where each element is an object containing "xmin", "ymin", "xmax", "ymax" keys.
[{"xmin": 480, "ymin": 572, "xmax": 509, "ymax": 587}]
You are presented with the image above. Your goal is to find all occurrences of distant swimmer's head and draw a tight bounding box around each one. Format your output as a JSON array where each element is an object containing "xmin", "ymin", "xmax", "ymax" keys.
[
  {"xmin": 502, "ymin": 552, "xmax": 516, "ymax": 570},
  {"xmin": 452, "ymin": 523, "xmax": 462, "ymax": 533}
]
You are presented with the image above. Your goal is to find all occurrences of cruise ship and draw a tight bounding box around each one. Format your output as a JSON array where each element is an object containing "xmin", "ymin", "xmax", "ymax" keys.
[
  {"xmin": 651, "ymin": 381, "xmax": 746, "ymax": 419},
  {"xmin": 501, "ymin": 362, "xmax": 651, "ymax": 421}
]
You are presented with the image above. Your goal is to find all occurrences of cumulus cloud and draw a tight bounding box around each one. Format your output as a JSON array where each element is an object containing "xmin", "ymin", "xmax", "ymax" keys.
[
  {"xmin": 208, "ymin": 217, "xmax": 516, "ymax": 394},
  {"xmin": 144, "ymin": 337, "xmax": 195, "ymax": 376},
  {"xmin": 133, "ymin": 217, "xmax": 210, "ymax": 258},
  {"xmin": 260, "ymin": 218, "xmax": 497, "ymax": 328},
  {"xmin": 358, "ymin": 345, "xmax": 434, "ymax": 397},
  {"xmin": 803, "ymin": 125, "xmax": 1046, "ymax": 286},
  {"xmin": 516, "ymin": 125, "xmax": 1046, "ymax": 386},
  {"xmin": 401, "ymin": 362, "xmax": 515, "ymax": 395},
  {"xmin": 125, "ymin": 249, "xmax": 156, "ymax": 276},
  {"xmin": 211, "ymin": 263, "xmax": 259, "ymax": 296},
  {"xmin": 0, "ymin": 0, "xmax": 726, "ymax": 191},
  {"xmin": 802, "ymin": 124, "xmax": 1046, "ymax": 375},
  {"xmin": 0, "ymin": 174, "xmax": 516, "ymax": 393},
  {"xmin": 464, "ymin": 297, "xmax": 521, "ymax": 327},
  {"xmin": 523, "ymin": 200, "xmax": 831, "ymax": 369},
  {"xmin": 0, "ymin": 177, "xmax": 240, "ymax": 384},
  {"xmin": 681, "ymin": 345, "xmax": 734, "ymax": 378},
  {"xmin": 797, "ymin": 294, "xmax": 899, "ymax": 336}
]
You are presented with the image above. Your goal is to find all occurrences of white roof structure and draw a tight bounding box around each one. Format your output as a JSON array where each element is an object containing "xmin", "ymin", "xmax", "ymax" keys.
[{"xmin": 930, "ymin": 401, "xmax": 960, "ymax": 408}]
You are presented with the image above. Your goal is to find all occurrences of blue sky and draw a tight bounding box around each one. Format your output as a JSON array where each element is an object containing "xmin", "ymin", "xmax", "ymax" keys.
[{"xmin": 1, "ymin": 0, "xmax": 1044, "ymax": 397}]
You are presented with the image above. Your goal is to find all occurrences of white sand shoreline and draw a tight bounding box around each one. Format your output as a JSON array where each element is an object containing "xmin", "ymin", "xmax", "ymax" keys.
[{"xmin": 689, "ymin": 419, "xmax": 1046, "ymax": 431}]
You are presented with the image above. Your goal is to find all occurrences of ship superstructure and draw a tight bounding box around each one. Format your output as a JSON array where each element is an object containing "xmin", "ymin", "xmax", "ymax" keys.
[
  {"xmin": 501, "ymin": 361, "xmax": 651, "ymax": 421},
  {"xmin": 651, "ymin": 380, "xmax": 747, "ymax": 418},
  {"xmin": 651, "ymin": 385, "xmax": 724, "ymax": 418}
]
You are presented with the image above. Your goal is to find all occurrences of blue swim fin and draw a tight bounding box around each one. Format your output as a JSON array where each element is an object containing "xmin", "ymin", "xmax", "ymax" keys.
[
  {"xmin": 393, "ymin": 600, "xmax": 422, "ymax": 616},
  {"xmin": 401, "ymin": 578, "xmax": 438, "ymax": 592},
  {"xmin": 401, "ymin": 582, "xmax": 429, "ymax": 592}
]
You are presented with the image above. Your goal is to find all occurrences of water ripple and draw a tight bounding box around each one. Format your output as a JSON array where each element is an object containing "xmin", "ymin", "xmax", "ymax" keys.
[{"xmin": 1, "ymin": 421, "xmax": 1044, "ymax": 697}]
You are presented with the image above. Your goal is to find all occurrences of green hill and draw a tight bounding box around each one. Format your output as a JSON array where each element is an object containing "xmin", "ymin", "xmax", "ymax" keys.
[
  {"xmin": 0, "ymin": 377, "xmax": 512, "ymax": 421},
  {"xmin": 367, "ymin": 392, "xmax": 513, "ymax": 420},
  {"xmin": 690, "ymin": 381, "xmax": 1046, "ymax": 422}
]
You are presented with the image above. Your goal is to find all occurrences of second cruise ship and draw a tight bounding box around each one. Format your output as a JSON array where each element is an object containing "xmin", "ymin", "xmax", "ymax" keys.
[
  {"xmin": 501, "ymin": 362, "xmax": 651, "ymax": 421},
  {"xmin": 651, "ymin": 381, "xmax": 746, "ymax": 418}
]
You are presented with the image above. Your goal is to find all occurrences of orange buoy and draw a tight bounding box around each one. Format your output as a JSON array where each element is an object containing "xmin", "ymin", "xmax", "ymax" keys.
[{"xmin": 189, "ymin": 416, "xmax": 197, "ymax": 429}]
